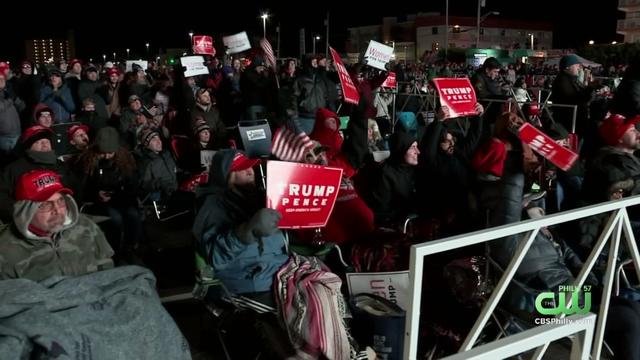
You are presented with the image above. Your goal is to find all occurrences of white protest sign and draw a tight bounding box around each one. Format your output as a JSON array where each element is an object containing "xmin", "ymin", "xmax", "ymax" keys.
[
  {"xmin": 181, "ymin": 56, "xmax": 209, "ymax": 77},
  {"xmin": 125, "ymin": 60, "xmax": 148, "ymax": 72},
  {"xmin": 364, "ymin": 40, "xmax": 394, "ymax": 71},
  {"xmin": 346, "ymin": 271, "xmax": 410, "ymax": 310},
  {"xmin": 223, "ymin": 31, "xmax": 251, "ymax": 54}
]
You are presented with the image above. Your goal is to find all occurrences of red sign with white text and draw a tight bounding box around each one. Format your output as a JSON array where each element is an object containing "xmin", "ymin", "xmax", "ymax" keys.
[
  {"xmin": 519, "ymin": 123, "xmax": 579, "ymax": 171},
  {"xmin": 193, "ymin": 36, "xmax": 215, "ymax": 56},
  {"xmin": 432, "ymin": 78, "xmax": 477, "ymax": 118},
  {"xmin": 330, "ymin": 47, "xmax": 360, "ymax": 105},
  {"xmin": 381, "ymin": 72, "xmax": 397, "ymax": 88},
  {"xmin": 267, "ymin": 161, "xmax": 343, "ymax": 228}
]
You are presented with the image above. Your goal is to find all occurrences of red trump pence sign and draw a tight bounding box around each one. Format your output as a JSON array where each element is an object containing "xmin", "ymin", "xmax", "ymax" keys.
[
  {"xmin": 519, "ymin": 123, "xmax": 578, "ymax": 171},
  {"xmin": 432, "ymin": 78, "xmax": 478, "ymax": 118},
  {"xmin": 330, "ymin": 47, "xmax": 360, "ymax": 105},
  {"xmin": 193, "ymin": 35, "xmax": 215, "ymax": 56},
  {"xmin": 266, "ymin": 161, "xmax": 343, "ymax": 228}
]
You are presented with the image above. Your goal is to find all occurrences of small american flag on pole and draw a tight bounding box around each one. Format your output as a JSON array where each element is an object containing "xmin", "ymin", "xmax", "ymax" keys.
[
  {"xmin": 260, "ymin": 38, "xmax": 276, "ymax": 69},
  {"xmin": 271, "ymin": 127, "xmax": 314, "ymax": 162}
]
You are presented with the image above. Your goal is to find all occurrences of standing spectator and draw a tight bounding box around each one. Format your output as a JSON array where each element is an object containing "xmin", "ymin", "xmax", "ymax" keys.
[
  {"xmin": 12, "ymin": 61, "xmax": 41, "ymax": 128},
  {"xmin": 0, "ymin": 68, "xmax": 24, "ymax": 156},
  {"xmin": 39, "ymin": 69, "xmax": 75, "ymax": 123}
]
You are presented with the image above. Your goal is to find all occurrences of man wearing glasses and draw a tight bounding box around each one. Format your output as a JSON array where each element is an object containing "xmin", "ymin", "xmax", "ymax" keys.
[{"xmin": 0, "ymin": 169, "xmax": 114, "ymax": 281}]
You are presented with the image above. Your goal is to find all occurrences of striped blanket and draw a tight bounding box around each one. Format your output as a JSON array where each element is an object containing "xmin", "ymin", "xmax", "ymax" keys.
[{"xmin": 274, "ymin": 255, "xmax": 353, "ymax": 359}]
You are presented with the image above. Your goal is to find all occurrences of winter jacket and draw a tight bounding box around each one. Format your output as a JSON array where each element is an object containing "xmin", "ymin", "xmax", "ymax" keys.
[
  {"xmin": 0, "ymin": 195, "xmax": 113, "ymax": 281},
  {"xmin": 12, "ymin": 74, "xmax": 41, "ymax": 125},
  {"xmin": 550, "ymin": 71, "xmax": 594, "ymax": 135},
  {"xmin": 191, "ymin": 104, "xmax": 227, "ymax": 148},
  {"xmin": 0, "ymin": 86, "xmax": 23, "ymax": 136},
  {"xmin": 39, "ymin": 84, "xmax": 75, "ymax": 123},
  {"xmin": 192, "ymin": 149, "xmax": 288, "ymax": 294},
  {"xmin": 137, "ymin": 149, "xmax": 178, "ymax": 198},
  {"xmin": 293, "ymin": 69, "xmax": 329, "ymax": 119},
  {"xmin": 77, "ymin": 79, "xmax": 110, "ymax": 120},
  {"xmin": 361, "ymin": 131, "xmax": 417, "ymax": 224}
]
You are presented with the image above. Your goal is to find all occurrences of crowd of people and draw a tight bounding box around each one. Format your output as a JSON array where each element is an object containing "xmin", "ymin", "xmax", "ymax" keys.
[{"xmin": 2, "ymin": 47, "xmax": 640, "ymax": 359}]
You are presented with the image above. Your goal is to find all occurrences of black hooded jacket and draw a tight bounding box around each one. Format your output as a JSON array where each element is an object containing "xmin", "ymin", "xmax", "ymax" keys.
[{"xmin": 362, "ymin": 131, "xmax": 417, "ymax": 224}]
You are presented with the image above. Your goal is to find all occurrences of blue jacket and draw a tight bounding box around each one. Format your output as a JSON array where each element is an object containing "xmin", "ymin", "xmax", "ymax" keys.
[
  {"xmin": 39, "ymin": 84, "xmax": 75, "ymax": 123},
  {"xmin": 192, "ymin": 149, "xmax": 288, "ymax": 294}
]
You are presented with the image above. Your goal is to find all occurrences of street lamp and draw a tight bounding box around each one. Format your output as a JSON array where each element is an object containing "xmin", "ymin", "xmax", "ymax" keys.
[
  {"xmin": 476, "ymin": 1, "xmax": 500, "ymax": 49},
  {"xmin": 189, "ymin": 31, "xmax": 194, "ymax": 49},
  {"xmin": 113, "ymin": 52, "xmax": 116, "ymax": 61},
  {"xmin": 102, "ymin": 54, "xmax": 106, "ymax": 62},
  {"xmin": 528, "ymin": 33, "xmax": 534, "ymax": 50},
  {"xmin": 145, "ymin": 43, "xmax": 150, "ymax": 58},
  {"xmin": 612, "ymin": 41, "xmax": 618, "ymax": 45},
  {"xmin": 261, "ymin": 13, "xmax": 269, "ymax": 39},
  {"xmin": 588, "ymin": 40, "xmax": 595, "ymax": 45},
  {"xmin": 313, "ymin": 35, "xmax": 321, "ymax": 54},
  {"xmin": 126, "ymin": 48, "xmax": 130, "ymax": 58}
]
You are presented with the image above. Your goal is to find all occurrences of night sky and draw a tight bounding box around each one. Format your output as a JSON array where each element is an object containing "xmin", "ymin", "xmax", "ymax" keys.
[{"xmin": 1, "ymin": 0, "xmax": 622, "ymax": 63}]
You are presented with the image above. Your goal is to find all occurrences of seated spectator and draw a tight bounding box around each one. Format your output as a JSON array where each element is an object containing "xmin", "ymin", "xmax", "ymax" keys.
[
  {"xmin": 76, "ymin": 98, "xmax": 108, "ymax": 135},
  {"xmin": 0, "ymin": 169, "xmax": 113, "ymax": 280},
  {"xmin": 67, "ymin": 124, "xmax": 90, "ymax": 153},
  {"xmin": 359, "ymin": 130, "xmax": 420, "ymax": 225},
  {"xmin": 136, "ymin": 127, "xmax": 178, "ymax": 202},
  {"xmin": 72, "ymin": 127, "xmax": 141, "ymax": 262},
  {"xmin": 193, "ymin": 149, "xmax": 362, "ymax": 358},
  {"xmin": 32, "ymin": 103, "xmax": 55, "ymax": 128},
  {"xmin": 0, "ymin": 126, "xmax": 62, "ymax": 223}
]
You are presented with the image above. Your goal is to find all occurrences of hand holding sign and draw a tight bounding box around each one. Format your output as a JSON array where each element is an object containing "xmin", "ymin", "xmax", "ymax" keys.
[{"xmin": 432, "ymin": 78, "xmax": 478, "ymax": 118}]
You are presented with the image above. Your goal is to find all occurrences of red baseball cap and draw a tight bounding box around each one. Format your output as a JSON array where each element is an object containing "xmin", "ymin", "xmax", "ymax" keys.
[
  {"xmin": 67, "ymin": 124, "xmax": 89, "ymax": 141},
  {"xmin": 107, "ymin": 67, "xmax": 120, "ymax": 77},
  {"xmin": 230, "ymin": 152, "xmax": 259, "ymax": 172},
  {"xmin": 15, "ymin": 170, "xmax": 73, "ymax": 202},
  {"xmin": 599, "ymin": 114, "xmax": 640, "ymax": 146},
  {"xmin": 21, "ymin": 125, "xmax": 54, "ymax": 146}
]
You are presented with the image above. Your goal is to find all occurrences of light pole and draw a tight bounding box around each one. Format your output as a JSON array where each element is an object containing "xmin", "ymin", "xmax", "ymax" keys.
[
  {"xmin": 313, "ymin": 35, "xmax": 320, "ymax": 55},
  {"xmin": 113, "ymin": 52, "xmax": 116, "ymax": 61},
  {"xmin": 145, "ymin": 43, "xmax": 150, "ymax": 58},
  {"xmin": 528, "ymin": 33, "xmax": 534, "ymax": 50},
  {"xmin": 126, "ymin": 48, "xmax": 130, "ymax": 58},
  {"xmin": 261, "ymin": 14, "xmax": 268, "ymax": 39},
  {"xmin": 102, "ymin": 54, "xmax": 106, "ymax": 62},
  {"xmin": 476, "ymin": 0, "xmax": 499, "ymax": 49},
  {"xmin": 189, "ymin": 31, "xmax": 194, "ymax": 49}
]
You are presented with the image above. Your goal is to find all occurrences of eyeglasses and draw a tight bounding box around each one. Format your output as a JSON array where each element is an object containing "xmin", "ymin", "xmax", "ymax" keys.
[{"xmin": 38, "ymin": 197, "xmax": 67, "ymax": 212}]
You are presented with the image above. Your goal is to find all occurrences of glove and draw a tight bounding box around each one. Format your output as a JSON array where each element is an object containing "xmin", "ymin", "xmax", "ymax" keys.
[{"xmin": 235, "ymin": 208, "xmax": 282, "ymax": 244}]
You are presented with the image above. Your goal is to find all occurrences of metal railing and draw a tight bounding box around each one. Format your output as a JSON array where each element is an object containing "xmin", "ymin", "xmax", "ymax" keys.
[
  {"xmin": 404, "ymin": 195, "xmax": 640, "ymax": 359},
  {"xmin": 443, "ymin": 314, "xmax": 596, "ymax": 360}
]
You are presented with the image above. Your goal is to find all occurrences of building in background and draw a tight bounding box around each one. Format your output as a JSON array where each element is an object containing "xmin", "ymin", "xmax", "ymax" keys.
[
  {"xmin": 346, "ymin": 13, "xmax": 552, "ymax": 63},
  {"xmin": 618, "ymin": 0, "xmax": 640, "ymax": 43},
  {"xmin": 25, "ymin": 30, "xmax": 75, "ymax": 64}
]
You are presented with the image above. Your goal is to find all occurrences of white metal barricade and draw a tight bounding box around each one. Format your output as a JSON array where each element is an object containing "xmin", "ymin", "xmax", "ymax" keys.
[{"xmin": 404, "ymin": 196, "xmax": 640, "ymax": 359}]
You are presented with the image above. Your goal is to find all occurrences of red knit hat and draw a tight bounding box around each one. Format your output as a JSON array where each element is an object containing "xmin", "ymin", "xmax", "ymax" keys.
[
  {"xmin": 599, "ymin": 114, "xmax": 640, "ymax": 146},
  {"xmin": 15, "ymin": 170, "xmax": 73, "ymax": 202},
  {"xmin": 21, "ymin": 125, "xmax": 54, "ymax": 148}
]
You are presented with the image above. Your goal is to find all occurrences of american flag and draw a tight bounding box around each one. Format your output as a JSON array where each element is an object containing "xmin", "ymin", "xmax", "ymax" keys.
[
  {"xmin": 260, "ymin": 38, "xmax": 276, "ymax": 69},
  {"xmin": 271, "ymin": 127, "xmax": 314, "ymax": 162}
]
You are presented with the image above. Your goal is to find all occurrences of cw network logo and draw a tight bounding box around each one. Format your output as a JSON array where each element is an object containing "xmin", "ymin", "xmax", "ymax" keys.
[{"xmin": 534, "ymin": 285, "xmax": 594, "ymax": 325}]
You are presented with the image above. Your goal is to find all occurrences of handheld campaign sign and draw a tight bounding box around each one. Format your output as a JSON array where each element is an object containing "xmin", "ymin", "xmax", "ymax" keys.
[
  {"xmin": 223, "ymin": 32, "xmax": 251, "ymax": 54},
  {"xmin": 193, "ymin": 35, "xmax": 215, "ymax": 56},
  {"xmin": 364, "ymin": 40, "xmax": 394, "ymax": 71},
  {"xmin": 432, "ymin": 78, "xmax": 478, "ymax": 118},
  {"xmin": 266, "ymin": 161, "xmax": 343, "ymax": 228},
  {"xmin": 519, "ymin": 123, "xmax": 579, "ymax": 171},
  {"xmin": 381, "ymin": 72, "xmax": 397, "ymax": 88},
  {"xmin": 180, "ymin": 56, "xmax": 209, "ymax": 77},
  {"xmin": 330, "ymin": 47, "xmax": 360, "ymax": 105},
  {"xmin": 238, "ymin": 119, "xmax": 272, "ymax": 158}
]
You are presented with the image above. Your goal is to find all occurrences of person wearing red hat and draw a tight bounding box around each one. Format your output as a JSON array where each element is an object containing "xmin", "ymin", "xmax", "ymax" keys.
[
  {"xmin": 67, "ymin": 124, "xmax": 90, "ymax": 152},
  {"xmin": 0, "ymin": 169, "xmax": 113, "ymax": 280},
  {"xmin": 0, "ymin": 125, "xmax": 63, "ymax": 223},
  {"xmin": 106, "ymin": 67, "xmax": 122, "ymax": 118},
  {"xmin": 67, "ymin": 59, "xmax": 82, "ymax": 80}
]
